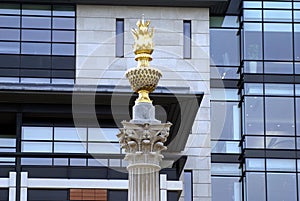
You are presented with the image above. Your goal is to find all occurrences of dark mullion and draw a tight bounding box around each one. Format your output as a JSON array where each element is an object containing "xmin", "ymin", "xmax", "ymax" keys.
[{"xmin": 15, "ymin": 112, "xmax": 22, "ymax": 201}]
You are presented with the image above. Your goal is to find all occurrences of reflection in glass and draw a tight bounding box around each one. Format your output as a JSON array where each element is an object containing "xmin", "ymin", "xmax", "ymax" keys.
[
  {"xmin": 210, "ymin": 16, "xmax": 239, "ymax": 28},
  {"xmin": 295, "ymin": 25, "xmax": 300, "ymax": 61},
  {"xmin": 0, "ymin": 42, "xmax": 20, "ymax": 54},
  {"xmin": 21, "ymin": 158, "xmax": 52, "ymax": 165},
  {"xmin": 264, "ymin": 62, "xmax": 293, "ymax": 74},
  {"xmin": 264, "ymin": 10, "xmax": 292, "ymax": 22},
  {"xmin": 267, "ymin": 173, "xmax": 296, "ymax": 201},
  {"xmin": 53, "ymin": 18, "xmax": 75, "ymax": 29},
  {"xmin": 22, "ymin": 17, "xmax": 51, "ymax": 28},
  {"xmin": 88, "ymin": 143, "xmax": 120, "ymax": 154},
  {"xmin": 266, "ymin": 137, "xmax": 295, "ymax": 149},
  {"xmin": 245, "ymin": 158, "xmax": 265, "ymax": 171},
  {"xmin": 0, "ymin": 4, "xmax": 20, "ymax": 14},
  {"xmin": 294, "ymin": 11, "xmax": 300, "ymax": 22},
  {"xmin": 265, "ymin": 84, "xmax": 293, "ymax": 96},
  {"xmin": 54, "ymin": 127, "xmax": 87, "ymax": 141},
  {"xmin": 52, "ymin": 31, "xmax": 75, "ymax": 42},
  {"xmin": 244, "ymin": 10, "xmax": 262, "ymax": 21},
  {"xmin": 211, "ymin": 141, "xmax": 240, "ymax": 153},
  {"xmin": 0, "ymin": 16, "xmax": 20, "ymax": 27},
  {"xmin": 53, "ymin": 158, "xmax": 68, "ymax": 166},
  {"xmin": 211, "ymin": 89, "xmax": 239, "ymax": 101},
  {"xmin": 210, "ymin": 67, "xmax": 239, "ymax": 79},
  {"xmin": 244, "ymin": 61, "xmax": 263, "ymax": 73},
  {"xmin": 52, "ymin": 44, "xmax": 74, "ymax": 55},
  {"xmin": 21, "ymin": 42, "xmax": 51, "ymax": 55},
  {"xmin": 296, "ymin": 63, "xmax": 300, "ymax": 74},
  {"xmin": 297, "ymin": 99, "xmax": 300, "ymax": 135},
  {"xmin": 0, "ymin": 138, "xmax": 16, "ymax": 147},
  {"xmin": 21, "ymin": 78, "xmax": 50, "ymax": 83},
  {"xmin": 266, "ymin": 159, "xmax": 295, "ymax": 171},
  {"xmin": 245, "ymin": 136, "xmax": 264, "ymax": 148},
  {"xmin": 88, "ymin": 158, "xmax": 108, "ymax": 166},
  {"xmin": 22, "ymin": 4, "xmax": 51, "ymax": 16},
  {"xmin": 244, "ymin": 23, "xmax": 262, "ymax": 60},
  {"xmin": 22, "ymin": 142, "xmax": 52, "ymax": 152},
  {"xmin": 0, "ymin": 29, "xmax": 20, "ymax": 40},
  {"xmin": 88, "ymin": 128, "xmax": 119, "ymax": 142},
  {"xmin": 53, "ymin": 5, "xmax": 75, "ymax": 16},
  {"xmin": 116, "ymin": 19, "xmax": 124, "ymax": 57},
  {"xmin": 246, "ymin": 172, "xmax": 265, "ymax": 201},
  {"xmin": 244, "ymin": 83, "xmax": 263, "ymax": 95},
  {"xmin": 244, "ymin": 97, "xmax": 264, "ymax": 135},
  {"xmin": 263, "ymin": 2, "xmax": 292, "ymax": 9},
  {"xmin": 265, "ymin": 97, "xmax": 294, "ymax": 135},
  {"xmin": 243, "ymin": 1, "xmax": 261, "ymax": 8},
  {"xmin": 183, "ymin": 20, "xmax": 191, "ymax": 59},
  {"xmin": 210, "ymin": 29, "xmax": 239, "ymax": 66},
  {"xmin": 264, "ymin": 23, "xmax": 292, "ymax": 60},
  {"xmin": 212, "ymin": 177, "xmax": 241, "ymax": 201},
  {"xmin": 51, "ymin": 78, "xmax": 74, "ymax": 84},
  {"xmin": 22, "ymin": 30, "xmax": 51, "ymax": 42},
  {"xmin": 54, "ymin": 142, "xmax": 86, "ymax": 153},
  {"xmin": 184, "ymin": 171, "xmax": 192, "ymax": 201},
  {"xmin": 70, "ymin": 158, "xmax": 86, "ymax": 166},
  {"xmin": 211, "ymin": 102, "xmax": 240, "ymax": 140},
  {"xmin": 211, "ymin": 163, "xmax": 240, "ymax": 176},
  {"xmin": 22, "ymin": 127, "xmax": 52, "ymax": 140},
  {"xmin": 0, "ymin": 77, "xmax": 19, "ymax": 83}
]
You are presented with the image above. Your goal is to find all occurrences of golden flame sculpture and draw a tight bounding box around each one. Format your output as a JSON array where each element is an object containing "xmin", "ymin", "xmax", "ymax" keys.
[{"xmin": 125, "ymin": 19, "xmax": 162, "ymax": 103}]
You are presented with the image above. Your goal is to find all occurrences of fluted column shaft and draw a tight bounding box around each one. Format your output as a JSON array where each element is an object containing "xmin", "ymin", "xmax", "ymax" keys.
[
  {"xmin": 117, "ymin": 121, "xmax": 171, "ymax": 201},
  {"xmin": 128, "ymin": 164, "xmax": 160, "ymax": 201}
]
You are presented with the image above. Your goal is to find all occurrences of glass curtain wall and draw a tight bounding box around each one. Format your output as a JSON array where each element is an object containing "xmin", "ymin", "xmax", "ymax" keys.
[
  {"xmin": 0, "ymin": 3, "xmax": 76, "ymax": 84},
  {"xmin": 241, "ymin": 1, "xmax": 300, "ymax": 201},
  {"xmin": 210, "ymin": 15, "xmax": 242, "ymax": 201}
]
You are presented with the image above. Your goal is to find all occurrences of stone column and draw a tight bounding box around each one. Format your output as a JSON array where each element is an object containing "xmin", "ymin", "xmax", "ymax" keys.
[
  {"xmin": 118, "ymin": 103, "xmax": 171, "ymax": 201},
  {"xmin": 117, "ymin": 18, "xmax": 171, "ymax": 201}
]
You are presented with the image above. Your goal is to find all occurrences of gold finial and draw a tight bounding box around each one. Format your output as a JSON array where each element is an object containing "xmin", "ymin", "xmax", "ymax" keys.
[
  {"xmin": 131, "ymin": 18, "xmax": 154, "ymax": 67},
  {"xmin": 125, "ymin": 18, "xmax": 162, "ymax": 103}
]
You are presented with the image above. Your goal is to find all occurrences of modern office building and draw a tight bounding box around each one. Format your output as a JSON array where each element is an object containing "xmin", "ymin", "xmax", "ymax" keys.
[{"xmin": 0, "ymin": 0, "xmax": 299, "ymax": 201}]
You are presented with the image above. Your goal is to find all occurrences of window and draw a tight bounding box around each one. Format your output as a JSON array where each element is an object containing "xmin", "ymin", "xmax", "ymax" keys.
[
  {"xmin": 264, "ymin": 23, "xmax": 292, "ymax": 60},
  {"xmin": 265, "ymin": 97, "xmax": 294, "ymax": 135},
  {"xmin": 246, "ymin": 172, "xmax": 266, "ymax": 201},
  {"xmin": 244, "ymin": 96, "xmax": 264, "ymax": 135},
  {"xmin": 243, "ymin": 23, "xmax": 262, "ymax": 61},
  {"xmin": 211, "ymin": 102, "xmax": 240, "ymax": 140},
  {"xmin": 116, "ymin": 19, "xmax": 124, "ymax": 57},
  {"xmin": 212, "ymin": 177, "xmax": 241, "ymax": 201},
  {"xmin": 211, "ymin": 29, "xmax": 239, "ymax": 65},
  {"xmin": 183, "ymin": 20, "xmax": 191, "ymax": 59},
  {"xmin": 20, "ymin": 126, "xmax": 121, "ymax": 166},
  {"xmin": 0, "ymin": 3, "xmax": 75, "ymax": 84},
  {"xmin": 267, "ymin": 173, "xmax": 297, "ymax": 201},
  {"xmin": 184, "ymin": 171, "xmax": 192, "ymax": 201},
  {"xmin": 295, "ymin": 24, "xmax": 300, "ymax": 61},
  {"xmin": 297, "ymin": 98, "xmax": 300, "ymax": 135}
]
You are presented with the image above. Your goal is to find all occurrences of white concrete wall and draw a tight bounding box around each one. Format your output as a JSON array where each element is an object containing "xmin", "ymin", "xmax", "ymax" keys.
[{"xmin": 76, "ymin": 5, "xmax": 210, "ymax": 201}]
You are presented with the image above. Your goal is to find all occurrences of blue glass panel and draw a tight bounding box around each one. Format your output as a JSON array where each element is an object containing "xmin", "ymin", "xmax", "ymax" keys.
[
  {"xmin": 22, "ymin": 127, "xmax": 53, "ymax": 140},
  {"xmin": 22, "ymin": 17, "xmax": 51, "ymax": 28}
]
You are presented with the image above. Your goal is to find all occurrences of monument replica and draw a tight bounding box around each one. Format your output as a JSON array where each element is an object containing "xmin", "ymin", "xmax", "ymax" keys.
[{"xmin": 117, "ymin": 19, "xmax": 172, "ymax": 201}]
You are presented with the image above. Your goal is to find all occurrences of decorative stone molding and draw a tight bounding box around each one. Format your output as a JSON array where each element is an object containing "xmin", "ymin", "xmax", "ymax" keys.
[{"xmin": 117, "ymin": 121, "xmax": 172, "ymax": 167}]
